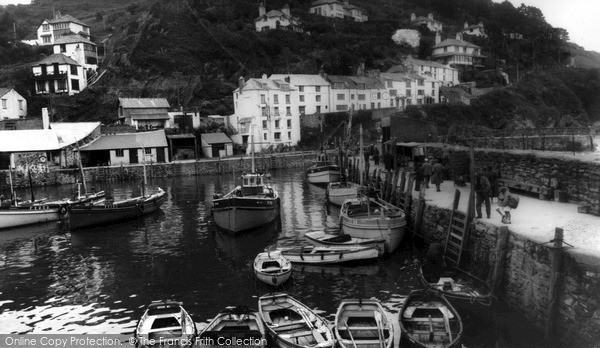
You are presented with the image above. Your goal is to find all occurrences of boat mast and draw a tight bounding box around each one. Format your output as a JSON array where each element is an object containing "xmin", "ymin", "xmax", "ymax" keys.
[
  {"xmin": 27, "ymin": 167, "xmax": 35, "ymax": 203},
  {"xmin": 75, "ymin": 140, "xmax": 87, "ymax": 196},
  {"xmin": 142, "ymin": 147, "xmax": 147, "ymax": 197},
  {"xmin": 359, "ymin": 124, "xmax": 364, "ymax": 186},
  {"xmin": 8, "ymin": 153, "xmax": 15, "ymax": 207},
  {"xmin": 251, "ymin": 124, "xmax": 256, "ymax": 173}
]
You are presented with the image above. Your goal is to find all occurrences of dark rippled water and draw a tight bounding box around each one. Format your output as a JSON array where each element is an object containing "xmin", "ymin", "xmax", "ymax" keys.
[{"xmin": 0, "ymin": 168, "xmax": 543, "ymax": 347}]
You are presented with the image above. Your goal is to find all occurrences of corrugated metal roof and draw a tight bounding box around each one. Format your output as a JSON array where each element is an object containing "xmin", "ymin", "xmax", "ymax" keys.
[
  {"xmin": 33, "ymin": 53, "xmax": 79, "ymax": 66},
  {"xmin": 80, "ymin": 130, "xmax": 168, "ymax": 151},
  {"xmin": 0, "ymin": 122, "xmax": 99, "ymax": 153},
  {"xmin": 119, "ymin": 98, "xmax": 170, "ymax": 109},
  {"xmin": 201, "ymin": 133, "xmax": 232, "ymax": 145},
  {"xmin": 269, "ymin": 74, "xmax": 330, "ymax": 86},
  {"xmin": 54, "ymin": 34, "xmax": 95, "ymax": 46}
]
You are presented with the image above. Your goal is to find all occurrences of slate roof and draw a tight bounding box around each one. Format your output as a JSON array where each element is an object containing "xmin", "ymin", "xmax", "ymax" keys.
[
  {"xmin": 433, "ymin": 38, "xmax": 480, "ymax": 49},
  {"xmin": 46, "ymin": 14, "xmax": 88, "ymax": 27},
  {"xmin": 201, "ymin": 133, "xmax": 232, "ymax": 145},
  {"xmin": 119, "ymin": 98, "xmax": 170, "ymax": 109},
  {"xmin": 80, "ymin": 130, "xmax": 168, "ymax": 151},
  {"xmin": 32, "ymin": 53, "xmax": 79, "ymax": 66},
  {"xmin": 269, "ymin": 74, "xmax": 330, "ymax": 86},
  {"xmin": 403, "ymin": 58, "xmax": 452, "ymax": 69},
  {"xmin": 54, "ymin": 34, "xmax": 95, "ymax": 46},
  {"xmin": 235, "ymin": 78, "xmax": 293, "ymax": 93},
  {"xmin": 326, "ymin": 75, "xmax": 385, "ymax": 89},
  {"xmin": 0, "ymin": 88, "xmax": 11, "ymax": 98}
]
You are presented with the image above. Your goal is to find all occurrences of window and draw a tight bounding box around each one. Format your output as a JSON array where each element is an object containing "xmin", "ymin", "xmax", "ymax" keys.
[
  {"xmin": 285, "ymin": 94, "xmax": 290, "ymax": 104},
  {"xmin": 316, "ymin": 86, "xmax": 321, "ymax": 92},
  {"xmin": 386, "ymin": 80, "xmax": 393, "ymax": 88},
  {"xmin": 287, "ymin": 119, "xmax": 292, "ymax": 128},
  {"xmin": 1, "ymin": 99, "xmax": 6, "ymax": 109},
  {"xmin": 145, "ymin": 148, "xmax": 152, "ymax": 155},
  {"xmin": 418, "ymin": 90, "xmax": 424, "ymax": 95},
  {"xmin": 316, "ymin": 95, "xmax": 321, "ymax": 102},
  {"xmin": 297, "ymin": 86, "xmax": 303, "ymax": 92},
  {"xmin": 390, "ymin": 99, "xmax": 394, "ymax": 107},
  {"xmin": 42, "ymin": 35, "xmax": 51, "ymax": 43},
  {"xmin": 71, "ymin": 79, "xmax": 80, "ymax": 91},
  {"xmin": 275, "ymin": 120, "xmax": 280, "ymax": 129},
  {"xmin": 337, "ymin": 94, "xmax": 345, "ymax": 100},
  {"xmin": 336, "ymin": 105, "xmax": 347, "ymax": 111},
  {"xmin": 37, "ymin": 81, "xmax": 46, "ymax": 92},
  {"xmin": 274, "ymin": 107, "xmax": 279, "ymax": 116},
  {"xmin": 389, "ymin": 90, "xmax": 397, "ymax": 96},
  {"xmin": 316, "ymin": 106, "xmax": 321, "ymax": 113},
  {"xmin": 261, "ymin": 107, "xmax": 268, "ymax": 116},
  {"xmin": 406, "ymin": 89, "xmax": 412, "ymax": 97},
  {"xmin": 261, "ymin": 94, "xmax": 266, "ymax": 104},
  {"xmin": 370, "ymin": 103, "xmax": 375, "ymax": 109},
  {"xmin": 377, "ymin": 92, "xmax": 381, "ymax": 99},
  {"xmin": 60, "ymin": 44, "xmax": 66, "ymax": 53},
  {"xmin": 377, "ymin": 102, "xmax": 381, "ymax": 108},
  {"xmin": 263, "ymin": 133, "xmax": 267, "ymax": 140},
  {"xmin": 274, "ymin": 132, "xmax": 281, "ymax": 141},
  {"xmin": 262, "ymin": 120, "xmax": 268, "ymax": 129},
  {"xmin": 42, "ymin": 24, "xmax": 50, "ymax": 31},
  {"xmin": 57, "ymin": 79, "xmax": 67, "ymax": 91},
  {"xmin": 299, "ymin": 106, "xmax": 305, "ymax": 114},
  {"xmin": 70, "ymin": 65, "xmax": 78, "ymax": 75},
  {"xmin": 286, "ymin": 106, "xmax": 291, "ymax": 116},
  {"xmin": 351, "ymin": 94, "xmax": 355, "ymax": 100},
  {"xmin": 299, "ymin": 95, "xmax": 304, "ymax": 102},
  {"xmin": 418, "ymin": 79, "xmax": 424, "ymax": 86},
  {"xmin": 115, "ymin": 149, "xmax": 124, "ymax": 157},
  {"xmin": 288, "ymin": 132, "xmax": 291, "ymax": 139},
  {"xmin": 18, "ymin": 100, "xmax": 23, "ymax": 110},
  {"xmin": 333, "ymin": 82, "xmax": 344, "ymax": 89},
  {"xmin": 358, "ymin": 94, "xmax": 366, "ymax": 101},
  {"xmin": 273, "ymin": 95, "xmax": 279, "ymax": 104}
]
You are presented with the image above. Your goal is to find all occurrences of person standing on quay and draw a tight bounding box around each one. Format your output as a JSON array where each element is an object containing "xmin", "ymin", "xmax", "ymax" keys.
[
  {"xmin": 496, "ymin": 185, "xmax": 513, "ymax": 224},
  {"xmin": 483, "ymin": 166, "xmax": 499, "ymax": 203},
  {"xmin": 422, "ymin": 158, "xmax": 433, "ymax": 189},
  {"xmin": 373, "ymin": 146, "xmax": 380, "ymax": 166},
  {"xmin": 475, "ymin": 173, "xmax": 492, "ymax": 219},
  {"xmin": 431, "ymin": 159, "xmax": 445, "ymax": 192}
]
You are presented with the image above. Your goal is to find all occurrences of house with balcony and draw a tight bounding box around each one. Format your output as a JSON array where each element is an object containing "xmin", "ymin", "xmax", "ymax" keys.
[
  {"xmin": 460, "ymin": 21, "xmax": 487, "ymax": 38},
  {"xmin": 255, "ymin": 3, "xmax": 303, "ymax": 32},
  {"xmin": 431, "ymin": 33, "xmax": 485, "ymax": 68},
  {"xmin": 410, "ymin": 13, "xmax": 443, "ymax": 32},
  {"xmin": 118, "ymin": 98, "xmax": 171, "ymax": 130},
  {"xmin": 230, "ymin": 76, "xmax": 300, "ymax": 153},
  {"xmin": 31, "ymin": 53, "xmax": 88, "ymax": 96},
  {"xmin": 309, "ymin": 0, "xmax": 368, "ymax": 22},
  {"xmin": 389, "ymin": 57, "xmax": 459, "ymax": 86},
  {"xmin": 0, "ymin": 88, "xmax": 27, "ymax": 121},
  {"xmin": 52, "ymin": 34, "xmax": 98, "ymax": 72},
  {"xmin": 36, "ymin": 13, "xmax": 90, "ymax": 46}
]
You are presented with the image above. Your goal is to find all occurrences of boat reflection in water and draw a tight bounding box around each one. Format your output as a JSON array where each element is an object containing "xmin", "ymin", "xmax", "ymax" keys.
[
  {"xmin": 294, "ymin": 263, "xmax": 381, "ymax": 277},
  {"xmin": 212, "ymin": 220, "xmax": 280, "ymax": 268}
]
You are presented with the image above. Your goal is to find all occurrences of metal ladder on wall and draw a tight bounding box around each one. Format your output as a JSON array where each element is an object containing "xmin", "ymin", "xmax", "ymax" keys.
[{"xmin": 444, "ymin": 189, "xmax": 473, "ymax": 267}]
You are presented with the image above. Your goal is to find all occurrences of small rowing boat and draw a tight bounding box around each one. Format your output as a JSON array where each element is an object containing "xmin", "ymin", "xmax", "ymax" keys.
[
  {"xmin": 276, "ymin": 245, "xmax": 379, "ymax": 265},
  {"xmin": 304, "ymin": 231, "xmax": 386, "ymax": 257},
  {"xmin": 334, "ymin": 299, "xmax": 394, "ymax": 348},
  {"xmin": 134, "ymin": 300, "xmax": 197, "ymax": 348},
  {"xmin": 253, "ymin": 250, "xmax": 292, "ymax": 287},
  {"xmin": 419, "ymin": 264, "xmax": 493, "ymax": 306},
  {"xmin": 198, "ymin": 306, "xmax": 266, "ymax": 348}
]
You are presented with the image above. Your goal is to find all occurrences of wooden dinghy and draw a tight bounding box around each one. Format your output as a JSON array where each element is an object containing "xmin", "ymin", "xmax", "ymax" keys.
[
  {"xmin": 134, "ymin": 300, "xmax": 197, "ymax": 348},
  {"xmin": 326, "ymin": 182, "xmax": 359, "ymax": 206},
  {"xmin": 198, "ymin": 306, "xmax": 266, "ymax": 348},
  {"xmin": 304, "ymin": 231, "xmax": 386, "ymax": 257},
  {"xmin": 399, "ymin": 290, "xmax": 463, "ymax": 348},
  {"xmin": 258, "ymin": 293, "xmax": 335, "ymax": 348},
  {"xmin": 253, "ymin": 251, "xmax": 292, "ymax": 286},
  {"xmin": 276, "ymin": 245, "xmax": 379, "ymax": 265},
  {"xmin": 334, "ymin": 299, "xmax": 394, "ymax": 348},
  {"xmin": 419, "ymin": 264, "xmax": 493, "ymax": 306}
]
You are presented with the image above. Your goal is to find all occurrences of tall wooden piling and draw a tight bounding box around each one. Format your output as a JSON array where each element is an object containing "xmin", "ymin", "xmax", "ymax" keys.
[
  {"xmin": 492, "ymin": 226, "xmax": 509, "ymax": 295},
  {"xmin": 545, "ymin": 227, "xmax": 564, "ymax": 347}
]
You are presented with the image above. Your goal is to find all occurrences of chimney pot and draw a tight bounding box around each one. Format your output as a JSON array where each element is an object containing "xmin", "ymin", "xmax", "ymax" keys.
[{"xmin": 42, "ymin": 108, "xmax": 50, "ymax": 129}]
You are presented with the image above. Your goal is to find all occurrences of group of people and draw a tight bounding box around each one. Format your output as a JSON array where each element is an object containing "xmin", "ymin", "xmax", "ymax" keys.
[
  {"xmin": 362, "ymin": 144, "xmax": 380, "ymax": 166},
  {"xmin": 474, "ymin": 166, "xmax": 514, "ymax": 224},
  {"xmin": 414, "ymin": 157, "xmax": 446, "ymax": 192}
]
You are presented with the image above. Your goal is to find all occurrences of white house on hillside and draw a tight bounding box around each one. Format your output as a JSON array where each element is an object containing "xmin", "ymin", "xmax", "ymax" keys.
[
  {"xmin": 460, "ymin": 21, "xmax": 487, "ymax": 38},
  {"xmin": 390, "ymin": 57, "xmax": 459, "ymax": 86},
  {"xmin": 52, "ymin": 34, "xmax": 98, "ymax": 71},
  {"xmin": 410, "ymin": 13, "xmax": 443, "ymax": 32},
  {"xmin": 255, "ymin": 3, "xmax": 303, "ymax": 33},
  {"xmin": 309, "ymin": 0, "xmax": 368, "ymax": 22},
  {"xmin": 35, "ymin": 13, "xmax": 90, "ymax": 46},
  {"xmin": 31, "ymin": 53, "xmax": 88, "ymax": 96},
  {"xmin": 0, "ymin": 88, "xmax": 27, "ymax": 120},
  {"xmin": 431, "ymin": 33, "xmax": 485, "ymax": 68},
  {"xmin": 231, "ymin": 76, "xmax": 301, "ymax": 153}
]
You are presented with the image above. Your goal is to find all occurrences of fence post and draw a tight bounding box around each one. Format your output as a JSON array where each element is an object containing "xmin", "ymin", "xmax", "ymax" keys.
[{"xmin": 545, "ymin": 227, "xmax": 564, "ymax": 347}]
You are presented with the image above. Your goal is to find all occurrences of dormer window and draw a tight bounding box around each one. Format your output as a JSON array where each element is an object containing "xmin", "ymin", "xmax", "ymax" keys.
[{"xmin": 42, "ymin": 24, "xmax": 50, "ymax": 31}]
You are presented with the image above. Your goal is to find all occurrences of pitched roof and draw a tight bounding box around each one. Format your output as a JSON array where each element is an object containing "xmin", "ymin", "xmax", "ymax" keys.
[
  {"xmin": 403, "ymin": 58, "xmax": 454, "ymax": 69},
  {"xmin": 47, "ymin": 14, "xmax": 88, "ymax": 27},
  {"xmin": 0, "ymin": 122, "xmax": 100, "ymax": 153},
  {"xmin": 201, "ymin": 133, "xmax": 232, "ymax": 145},
  {"xmin": 326, "ymin": 75, "xmax": 385, "ymax": 89},
  {"xmin": 33, "ymin": 53, "xmax": 79, "ymax": 66},
  {"xmin": 310, "ymin": 0, "xmax": 342, "ymax": 6},
  {"xmin": 80, "ymin": 130, "xmax": 168, "ymax": 151},
  {"xmin": 0, "ymin": 88, "xmax": 12, "ymax": 98},
  {"xmin": 235, "ymin": 78, "xmax": 293, "ymax": 93},
  {"xmin": 54, "ymin": 34, "xmax": 95, "ymax": 46},
  {"xmin": 269, "ymin": 74, "xmax": 330, "ymax": 86},
  {"xmin": 119, "ymin": 98, "xmax": 170, "ymax": 109},
  {"xmin": 433, "ymin": 38, "xmax": 480, "ymax": 49},
  {"xmin": 379, "ymin": 72, "xmax": 413, "ymax": 82}
]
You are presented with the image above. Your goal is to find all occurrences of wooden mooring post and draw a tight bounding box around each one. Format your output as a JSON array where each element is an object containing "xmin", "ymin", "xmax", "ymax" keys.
[
  {"xmin": 491, "ymin": 226, "xmax": 509, "ymax": 295},
  {"xmin": 545, "ymin": 227, "xmax": 564, "ymax": 347}
]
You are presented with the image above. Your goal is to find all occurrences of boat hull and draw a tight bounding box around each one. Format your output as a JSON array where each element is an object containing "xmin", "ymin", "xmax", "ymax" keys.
[
  {"xmin": 199, "ymin": 307, "xmax": 267, "ymax": 348},
  {"xmin": 326, "ymin": 183, "xmax": 359, "ymax": 206},
  {"xmin": 69, "ymin": 191, "xmax": 165, "ymax": 230},
  {"xmin": 419, "ymin": 264, "xmax": 493, "ymax": 306},
  {"xmin": 306, "ymin": 166, "xmax": 341, "ymax": 185},
  {"xmin": 212, "ymin": 197, "xmax": 280, "ymax": 234},
  {"xmin": 253, "ymin": 251, "xmax": 292, "ymax": 286},
  {"xmin": 304, "ymin": 232, "xmax": 386, "ymax": 257},
  {"xmin": 340, "ymin": 217, "xmax": 405, "ymax": 254},
  {"xmin": 278, "ymin": 246, "xmax": 379, "ymax": 264},
  {"xmin": 335, "ymin": 299, "xmax": 394, "ymax": 348},
  {"xmin": 0, "ymin": 207, "xmax": 64, "ymax": 230}
]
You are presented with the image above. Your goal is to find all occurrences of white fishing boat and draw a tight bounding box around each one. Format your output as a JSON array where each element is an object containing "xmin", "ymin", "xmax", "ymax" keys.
[
  {"xmin": 399, "ymin": 290, "xmax": 463, "ymax": 348},
  {"xmin": 0, "ymin": 205, "xmax": 67, "ymax": 230},
  {"xmin": 134, "ymin": 300, "xmax": 197, "ymax": 348},
  {"xmin": 276, "ymin": 245, "xmax": 379, "ymax": 264},
  {"xmin": 198, "ymin": 306, "xmax": 266, "ymax": 348},
  {"xmin": 304, "ymin": 231, "xmax": 386, "ymax": 257},
  {"xmin": 326, "ymin": 182, "xmax": 359, "ymax": 206},
  {"xmin": 253, "ymin": 250, "xmax": 292, "ymax": 287},
  {"xmin": 306, "ymin": 153, "xmax": 341, "ymax": 185},
  {"xmin": 212, "ymin": 133, "xmax": 280, "ymax": 233},
  {"xmin": 334, "ymin": 299, "xmax": 394, "ymax": 348},
  {"xmin": 258, "ymin": 292, "xmax": 335, "ymax": 348},
  {"xmin": 339, "ymin": 197, "xmax": 406, "ymax": 254}
]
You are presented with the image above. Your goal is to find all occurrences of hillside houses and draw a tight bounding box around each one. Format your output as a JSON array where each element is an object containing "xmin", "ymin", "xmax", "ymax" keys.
[
  {"xmin": 410, "ymin": 13, "xmax": 442, "ymax": 32},
  {"xmin": 255, "ymin": 3, "xmax": 303, "ymax": 33},
  {"xmin": 31, "ymin": 54, "xmax": 89, "ymax": 96},
  {"xmin": 0, "ymin": 88, "xmax": 27, "ymax": 121},
  {"xmin": 309, "ymin": 0, "xmax": 368, "ymax": 22},
  {"xmin": 431, "ymin": 33, "xmax": 485, "ymax": 68},
  {"xmin": 35, "ymin": 13, "xmax": 91, "ymax": 46}
]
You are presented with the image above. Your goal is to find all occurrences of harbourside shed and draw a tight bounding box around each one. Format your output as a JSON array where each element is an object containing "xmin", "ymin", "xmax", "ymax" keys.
[
  {"xmin": 79, "ymin": 129, "xmax": 169, "ymax": 166},
  {"xmin": 200, "ymin": 132, "xmax": 233, "ymax": 158},
  {"xmin": 118, "ymin": 98, "xmax": 170, "ymax": 130}
]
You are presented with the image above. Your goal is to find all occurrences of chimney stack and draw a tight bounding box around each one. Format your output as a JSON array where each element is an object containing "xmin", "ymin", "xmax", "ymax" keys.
[
  {"xmin": 428, "ymin": 13, "xmax": 433, "ymax": 20},
  {"xmin": 42, "ymin": 108, "xmax": 50, "ymax": 129},
  {"xmin": 259, "ymin": 2, "xmax": 266, "ymax": 17},
  {"xmin": 410, "ymin": 13, "xmax": 416, "ymax": 21},
  {"xmin": 455, "ymin": 32, "xmax": 463, "ymax": 41},
  {"xmin": 282, "ymin": 4, "xmax": 290, "ymax": 17},
  {"xmin": 464, "ymin": 21, "xmax": 468, "ymax": 29}
]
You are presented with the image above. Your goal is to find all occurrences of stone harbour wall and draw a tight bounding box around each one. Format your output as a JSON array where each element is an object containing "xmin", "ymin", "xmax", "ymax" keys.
[
  {"xmin": 413, "ymin": 202, "xmax": 600, "ymax": 347},
  {"xmin": 461, "ymin": 134, "xmax": 597, "ymax": 152}
]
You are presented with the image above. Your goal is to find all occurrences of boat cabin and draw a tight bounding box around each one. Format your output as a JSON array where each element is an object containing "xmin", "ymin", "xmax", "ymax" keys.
[{"xmin": 238, "ymin": 173, "xmax": 275, "ymax": 197}]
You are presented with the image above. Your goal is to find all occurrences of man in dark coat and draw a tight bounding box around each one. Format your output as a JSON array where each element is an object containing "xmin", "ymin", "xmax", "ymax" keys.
[
  {"xmin": 431, "ymin": 159, "xmax": 445, "ymax": 192},
  {"xmin": 475, "ymin": 173, "xmax": 492, "ymax": 219},
  {"xmin": 483, "ymin": 166, "xmax": 499, "ymax": 202},
  {"xmin": 422, "ymin": 158, "xmax": 433, "ymax": 189}
]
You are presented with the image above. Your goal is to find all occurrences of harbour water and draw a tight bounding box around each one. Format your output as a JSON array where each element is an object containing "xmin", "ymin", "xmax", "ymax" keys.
[{"xmin": 0, "ymin": 167, "xmax": 543, "ymax": 347}]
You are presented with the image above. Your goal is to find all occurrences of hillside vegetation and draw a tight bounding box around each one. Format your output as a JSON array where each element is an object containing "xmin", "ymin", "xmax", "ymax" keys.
[{"xmin": 0, "ymin": 0, "xmax": 599, "ymax": 129}]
